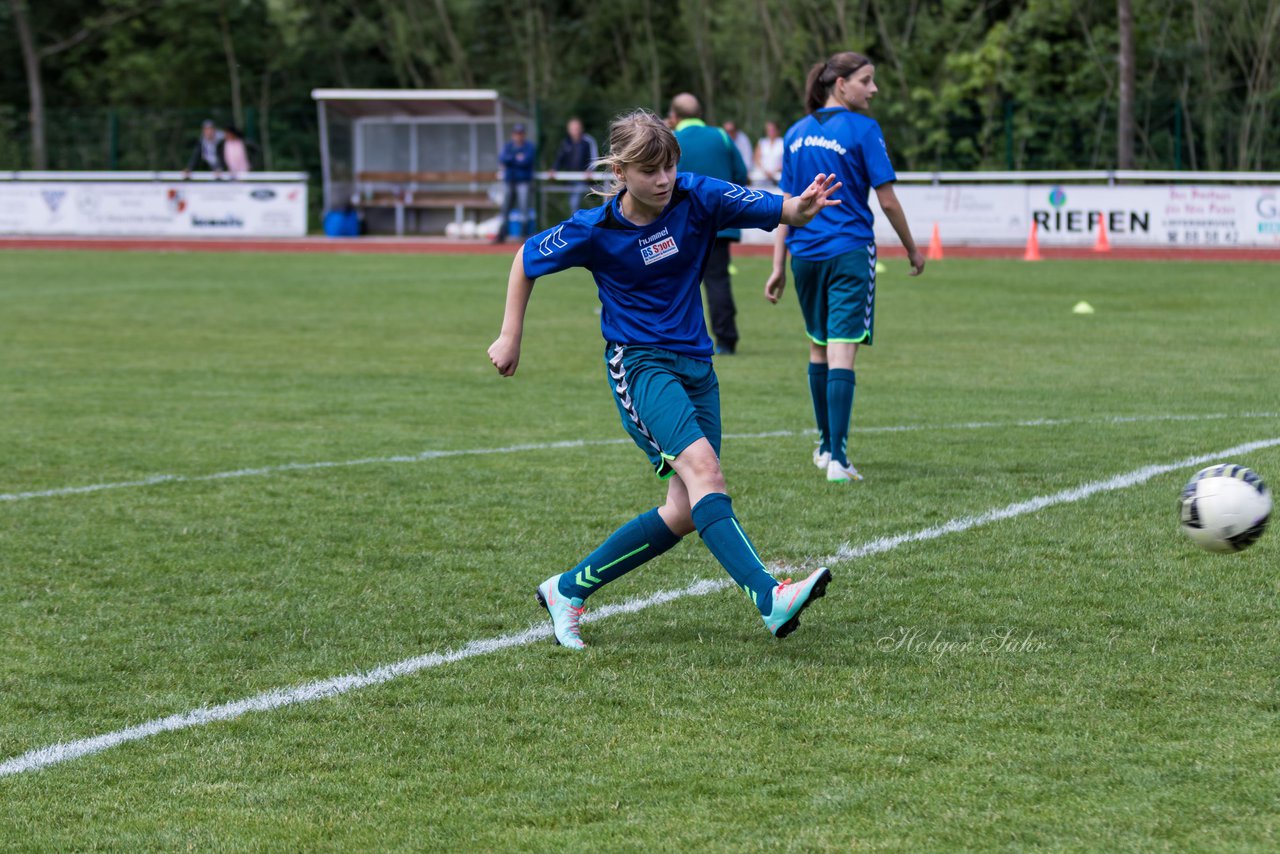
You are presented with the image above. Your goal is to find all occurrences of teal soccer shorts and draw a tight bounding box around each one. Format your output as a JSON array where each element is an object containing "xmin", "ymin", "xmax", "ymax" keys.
[
  {"xmin": 604, "ymin": 343, "xmax": 722, "ymax": 479},
  {"xmin": 791, "ymin": 244, "xmax": 877, "ymax": 346}
]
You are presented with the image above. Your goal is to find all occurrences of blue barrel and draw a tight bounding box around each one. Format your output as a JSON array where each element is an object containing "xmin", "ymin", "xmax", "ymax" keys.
[
  {"xmin": 323, "ymin": 208, "xmax": 360, "ymax": 237},
  {"xmin": 507, "ymin": 209, "xmax": 537, "ymax": 237}
]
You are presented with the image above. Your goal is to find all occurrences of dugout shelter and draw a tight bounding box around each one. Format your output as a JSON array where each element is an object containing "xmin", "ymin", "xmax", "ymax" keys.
[{"xmin": 311, "ymin": 89, "xmax": 534, "ymax": 236}]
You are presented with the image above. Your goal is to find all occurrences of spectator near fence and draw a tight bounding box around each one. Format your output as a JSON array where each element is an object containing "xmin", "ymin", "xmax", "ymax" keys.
[
  {"xmin": 183, "ymin": 119, "xmax": 226, "ymax": 178},
  {"xmin": 549, "ymin": 117, "xmax": 599, "ymax": 211},
  {"xmin": 722, "ymin": 121, "xmax": 755, "ymax": 177},
  {"xmin": 494, "ymin": 123, "xmax": 537, "ymax": 243},
  {"xmin": 221, "ymin": 126, "xmax": 252, "ymax": 178},
  {"xmin": 755, "ymin": 120, "xmax": 784, "ymax": 185}
]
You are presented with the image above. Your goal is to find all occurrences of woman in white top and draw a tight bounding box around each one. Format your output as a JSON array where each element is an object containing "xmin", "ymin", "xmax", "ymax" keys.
[{"xmin": 754, "ymin": 120, "xmax": 784, "ymax": 185}]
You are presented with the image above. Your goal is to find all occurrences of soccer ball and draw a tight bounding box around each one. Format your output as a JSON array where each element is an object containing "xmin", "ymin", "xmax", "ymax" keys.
[{"xmin": 1178, "ymin": 464, "xmax": 1272, "ymax": 553}]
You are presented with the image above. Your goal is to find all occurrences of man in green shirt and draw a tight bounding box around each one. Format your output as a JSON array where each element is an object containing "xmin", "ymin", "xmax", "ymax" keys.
[{"xmin": 668, "ymin": 93, "xmax": 750, "ymax": 355}]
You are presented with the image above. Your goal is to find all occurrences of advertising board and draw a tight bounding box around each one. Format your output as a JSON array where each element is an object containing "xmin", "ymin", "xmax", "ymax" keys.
[{"xmin": 0, "ymin": 179, "xmax": 307, "ymax": 237}]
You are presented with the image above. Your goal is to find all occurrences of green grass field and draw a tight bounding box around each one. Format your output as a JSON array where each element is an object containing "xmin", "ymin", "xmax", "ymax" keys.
[{"xmin": 1, "ymin": 248, "xmax": 1277, "ymax": 851}]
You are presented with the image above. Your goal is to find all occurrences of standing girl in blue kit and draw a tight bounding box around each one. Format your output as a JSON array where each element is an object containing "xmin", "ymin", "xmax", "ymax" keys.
[
  {"xmin": 765, "ymin": 51, "xmax": 926, "ymax": 483},
  {"xmin": 488, "ymin": 109, "xmax": 840, "ymax": 649}
]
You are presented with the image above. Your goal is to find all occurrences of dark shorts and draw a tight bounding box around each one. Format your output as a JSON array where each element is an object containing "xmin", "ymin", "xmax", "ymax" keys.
[
  {"xmin": 791, "ymin": 245, "xmax": 877, "ymax": 346},
  {"xmin": 604, "ymin": 343, "xmax": 721, "ymax": 479}
]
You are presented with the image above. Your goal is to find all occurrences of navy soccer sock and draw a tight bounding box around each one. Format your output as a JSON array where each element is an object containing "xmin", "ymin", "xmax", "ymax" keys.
[
  {"xmin": 558, "ymin": 508, "xmax": 682, "ymax": 601},
  {"xmin": 690, "ymin": 493, "xmax": 777, "ymax": 616},
  {"xmin": 827, "ymin": 368, "xmax": 856, "ymax": 465},
  {"xmin": 808, "ymin": 362, "xmax": 830, "ymax": 454}
]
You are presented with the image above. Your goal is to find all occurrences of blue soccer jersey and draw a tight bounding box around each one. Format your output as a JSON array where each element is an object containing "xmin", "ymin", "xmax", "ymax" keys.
[
  {"xmin": 522, "ymin": 172, "xmax": 783, "ymax": 359},
  {"xmin": 780, "ymin": 107, "xmax": 896, "ymax": 261}
]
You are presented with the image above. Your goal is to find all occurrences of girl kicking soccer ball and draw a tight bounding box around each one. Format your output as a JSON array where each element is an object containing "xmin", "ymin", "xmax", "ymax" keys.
[
  {"xmin": 765, "ymin": 51, "xmax": 925, "ymax": 483},
  {"xmin": 488, "ymin": 109, "xmax": 840, "ymax": 649}
]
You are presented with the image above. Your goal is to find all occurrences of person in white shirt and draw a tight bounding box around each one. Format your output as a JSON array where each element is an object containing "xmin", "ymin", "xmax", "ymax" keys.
[{"xmin": 755, "ymin": 120, "xmax": 784, "ymax": 185}]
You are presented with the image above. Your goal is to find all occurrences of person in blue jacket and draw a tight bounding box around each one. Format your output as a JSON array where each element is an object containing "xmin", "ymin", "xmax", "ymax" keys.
[
  {"xmin": 488, "ymin": 109, "xmax": 840, "ymax": 649},
  {"xmin": 494, "ymin": 123, "xmax": 537, "ymax": 243}
]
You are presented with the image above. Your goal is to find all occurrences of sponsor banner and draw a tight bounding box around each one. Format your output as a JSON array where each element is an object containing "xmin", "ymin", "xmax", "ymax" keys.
[
  {"xmin": 871, "ymin": 184, "xmax": 1280, "ymax": 247},
  {"xmin": 875, "ymin": 184, "xmax": 1028, "ymax": 246},
  {"xmin": 0, "ymin": 180, "xmax": 307, "ymax": 236}
]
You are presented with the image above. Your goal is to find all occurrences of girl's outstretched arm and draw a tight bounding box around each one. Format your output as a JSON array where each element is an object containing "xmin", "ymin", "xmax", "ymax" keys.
[
  {"xmin": 488, "ymin": 246, "xmax": 535, "ymax": 376},
  {"xmin": 780, "ymin": 173, "xmax": 842, "ymax": 227}
]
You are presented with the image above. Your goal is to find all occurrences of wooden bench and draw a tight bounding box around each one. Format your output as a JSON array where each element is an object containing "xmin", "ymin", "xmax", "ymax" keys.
[{"xmin": 356, "ymin": 171, "xmax": 502, "ymax": 235}]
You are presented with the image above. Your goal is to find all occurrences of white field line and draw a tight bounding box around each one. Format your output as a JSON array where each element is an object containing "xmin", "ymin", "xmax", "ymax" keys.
[
  {"xmin": 3, "ymin": 435, "xmax": 1278, "ymax": 779},
  {"xmin": 2, "ymin": 411, "xmax": 1276, "ymax": 504}
]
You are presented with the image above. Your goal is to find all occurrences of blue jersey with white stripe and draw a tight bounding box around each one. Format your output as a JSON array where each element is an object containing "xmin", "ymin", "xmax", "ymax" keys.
[
  {"xmin": 780, "ymin": 107, "xmax": 896, "ymax": 260},
  {"xmin": 522, "ymin": 172, "xmax": 783, "ymax": 359}
]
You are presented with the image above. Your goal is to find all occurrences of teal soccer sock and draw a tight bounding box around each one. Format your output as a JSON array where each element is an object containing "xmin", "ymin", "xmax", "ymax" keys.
[
  {"xmin": 690, "ymin": 493, "xmax": 777, "ymax": 616},
  {"xmin": 808, "ymin": 362, "xmax": 830, "ymax": 453},
  {"xmin": 827, "ymin": 368, "xmax": 856, "ymax": 465},
  {"xmin": 558, "ymin": 508, "xmax": 682, "ymax": 601}
]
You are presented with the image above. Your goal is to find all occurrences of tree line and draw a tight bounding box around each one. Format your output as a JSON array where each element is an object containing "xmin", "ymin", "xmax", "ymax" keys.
[{"xmin": 3, "ymin": 0, "xmax": 1277, "ymax": 175}]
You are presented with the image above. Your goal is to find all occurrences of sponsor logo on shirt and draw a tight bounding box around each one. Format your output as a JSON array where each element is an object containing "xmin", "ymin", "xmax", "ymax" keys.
[
  {"xmin": 640, "ymin": 234, "xmax": 678, "ymax": 265},
  {"xmin": 638, "ymin": 227, "xmax": 670, "ymax": 246},
  {"xmin": 788, "ymin": 135, "xmax": 848, "ymax": 156}
]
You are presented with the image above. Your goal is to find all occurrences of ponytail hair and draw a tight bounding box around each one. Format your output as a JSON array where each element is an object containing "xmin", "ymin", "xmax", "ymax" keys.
[
  {"xmin": 805, "ymin": 51, "xmax": 872, "ymax": 114},
  {"xmin": 592, "ymin": 108, "xmax": 681, "ymax": 199}
]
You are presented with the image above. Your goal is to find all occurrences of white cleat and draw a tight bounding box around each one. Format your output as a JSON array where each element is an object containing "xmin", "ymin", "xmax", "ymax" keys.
[
  {"xmin": 535, "ymin": 575, "xmax": 587, "ymax": 649},
  {"xmin": 826, "ymin": 459, "xmax": 863, "ymax": 483},
  {"xmin": 813, "ymin": 447, "xmax": 831, "ymax": 470}
]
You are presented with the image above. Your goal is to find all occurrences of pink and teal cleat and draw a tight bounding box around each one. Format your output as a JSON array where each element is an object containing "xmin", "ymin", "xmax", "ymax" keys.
[
  {"xmin": 763, "ymin": 567, "xmax": 832, "ymax": 639},
  {"xmin": 536, "ymin": 575, "xmax": 587, "ymax": 650}
]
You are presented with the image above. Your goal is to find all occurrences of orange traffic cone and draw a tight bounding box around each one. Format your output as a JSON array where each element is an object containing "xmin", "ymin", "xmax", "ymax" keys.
[
  {"xmin": 927, "ymin": 223, "xmax": 944, "ymax": 260},
  {"xmin": 1092, "ymin": 217, "xmax": 1111, "ymax": 252},
  {"xmin": 1023, "ymin": 222, "xmax": 1042, "ymax": 261}
]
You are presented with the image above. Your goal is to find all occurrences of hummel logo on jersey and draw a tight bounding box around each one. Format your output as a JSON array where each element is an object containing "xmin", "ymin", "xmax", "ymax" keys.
[
  {"xmin": 640, "ymin": 235, "xmax": 679, "ymax": 265},
  {"xmin": 723, "ymin": 183, "xmax": 764, "ymax": 203},
  {"xmin": 638, "ymin": 227, "xmax": 670, "ymax": 246},
  {"xmin": 538, "ymin": 225, "xmax": 568, "ymax": 256}
]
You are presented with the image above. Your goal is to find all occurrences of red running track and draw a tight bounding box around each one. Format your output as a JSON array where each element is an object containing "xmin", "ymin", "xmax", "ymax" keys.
[{"xmin": 3, "ymin": 235, "xmax": 1279, "ymax": 262}]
